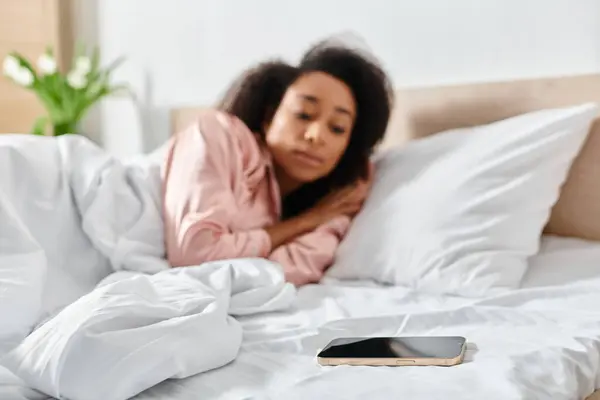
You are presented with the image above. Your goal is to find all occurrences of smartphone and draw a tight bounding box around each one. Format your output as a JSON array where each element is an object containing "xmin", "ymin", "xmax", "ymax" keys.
[{"xmin": 317, "ymin": 336, "xmax": 467, "ymax": 367}]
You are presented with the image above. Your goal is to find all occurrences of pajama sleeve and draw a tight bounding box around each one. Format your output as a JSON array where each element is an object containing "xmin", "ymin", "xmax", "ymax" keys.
[
  {"xmin": 162, "ymin": 112, "xmax": 272, "ymax": 267},
  {"xmin": 268, "ymin": 215, "xmax": 351, "ymax": 285}
]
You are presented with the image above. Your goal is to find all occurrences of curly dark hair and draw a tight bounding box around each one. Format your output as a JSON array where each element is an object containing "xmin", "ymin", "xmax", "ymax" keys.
[{"xmin": 217, "ymin": 39, "xmax": 394, "ymax": 219}]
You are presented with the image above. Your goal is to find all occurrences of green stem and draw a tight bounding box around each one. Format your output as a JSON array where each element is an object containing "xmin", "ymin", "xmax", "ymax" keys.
[{"xmin": 53, "ymin": 121, "xmax": 78, "ymax": 136}]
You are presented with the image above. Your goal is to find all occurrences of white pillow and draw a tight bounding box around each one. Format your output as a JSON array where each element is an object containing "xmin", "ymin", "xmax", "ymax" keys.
[{"xmin": 327, "ymin": 103, "xmax": 600, "ymax": 296}]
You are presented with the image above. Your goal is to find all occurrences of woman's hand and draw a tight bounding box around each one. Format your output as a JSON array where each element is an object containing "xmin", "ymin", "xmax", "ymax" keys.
[
  {"xmin": 265, "ymin": 162, "xmax": 375, "ymax": 249},
  {"xmin": 310, "ymin": 162, "xmax": 375, "ymax": 222},
  {"xmin": 312, "ymin": 183, "xmax": 368, "ymax": 219}
]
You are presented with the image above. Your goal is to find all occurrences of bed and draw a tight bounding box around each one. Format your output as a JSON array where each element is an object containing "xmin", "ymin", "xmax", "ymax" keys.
[
  {"xmin": 140, "ymin": 235, "xmax": 600, "ymax": 400},
  {"xmin": 3, "ymin": 235, "xmax": 600, "ymax": 400},
  {"xmin": 173, "ymin": 73, "xmax": 600, "ymax": 400},
  {"xmin": 2, "ymin": 74, "xmax": 600, "ymax": 400}
]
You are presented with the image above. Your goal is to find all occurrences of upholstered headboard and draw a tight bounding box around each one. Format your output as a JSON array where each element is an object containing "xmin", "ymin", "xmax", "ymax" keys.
[
  {"xmin": 171, "ymin": 73, "xmax": 600, "ymax": 241},
  {"xmin": 381, "ymin": 74, "xmax": 600, "ymax": 147},
  {"xmin": 171, "ymin": 73, "xmax": 600, "ymax": 147}
]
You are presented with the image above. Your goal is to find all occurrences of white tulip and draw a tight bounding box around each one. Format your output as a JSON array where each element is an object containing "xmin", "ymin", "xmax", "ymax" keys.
[
  {"xmin": 37, "ymin": 53, "xmax": 57, "ymax": 75},
  {"xmin": 67, "ymin": 71, "xmax": 86, "ymax": 89},
  {"xmin": 2, "ymin": 55, "xmax": 20, "ymax": 79},
  {"xmin": 13, "ymin": 67, "xmax": 34, "ymax": 87},
  {"xmin": 74, "ymin": 56, "xmax": 92, "ymax": 75}
]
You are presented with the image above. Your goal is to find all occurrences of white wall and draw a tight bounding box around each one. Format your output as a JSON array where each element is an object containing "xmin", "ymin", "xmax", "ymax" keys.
[{"xmin": 74, "ymin": 0, "xmax": 600, "ymax": 157}]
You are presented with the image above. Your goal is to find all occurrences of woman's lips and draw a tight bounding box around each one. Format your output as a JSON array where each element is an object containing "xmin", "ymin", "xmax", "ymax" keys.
[{"xmin": 291, "ymin": 149, "xmax": 325, "ymax": 167}]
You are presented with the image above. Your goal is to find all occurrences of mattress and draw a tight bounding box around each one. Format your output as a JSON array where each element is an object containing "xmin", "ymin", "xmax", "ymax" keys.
[{"xmin": 2, "ymin": 235, "xmax": 600, "ymax": 400}]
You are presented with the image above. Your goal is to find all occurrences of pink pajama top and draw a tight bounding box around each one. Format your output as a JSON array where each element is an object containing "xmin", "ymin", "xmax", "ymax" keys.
[{"xmin": 161, "ymin": 110, "xmax": 351, "ymax": 285}]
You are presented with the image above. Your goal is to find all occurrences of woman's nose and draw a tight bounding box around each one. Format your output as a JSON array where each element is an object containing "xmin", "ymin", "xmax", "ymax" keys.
[{"xmin": 303, "ymin": 122, "xmax": 326, "ymax": 145}]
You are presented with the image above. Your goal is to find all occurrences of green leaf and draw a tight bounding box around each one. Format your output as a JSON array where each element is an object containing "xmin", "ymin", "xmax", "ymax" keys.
[
  {"xmin": 85, "ymin": 56, "xmax": 125, "ymax": 96},
  {"xmin": 37, "ymin": 73, "xmax": 61, "ymax": 105},
  {"xmin": 35, "ymin": 88, "xmax": 65, "ymax": 121},
  {"xmin": 52, "ymin": 73, "xmax": 64, "ymax": 104},
  {"xmin": 104, "ymin": 56, "xmax": 126, "ymax": 75},
  {"xmin": 108, "ymin": 84, "xmax": 131, "ymax": 96},
  {"xmin": 53, "ymin": 120, "xmax": 77, "ymax": 136},
  {"xmin": 60, "ymin": 76, "xmax": 77, "ymax": 119},
  {"xmin": 31, "ymin": 116, "xmax": 48, "ymax": 135}
]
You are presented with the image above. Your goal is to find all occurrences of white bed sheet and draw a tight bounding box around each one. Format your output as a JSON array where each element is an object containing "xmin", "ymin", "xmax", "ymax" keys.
[
  {"xmin": 3, "ymin": 235, "xmax": 600, "ymax": 400},
  {"xmin": 522, "ymin": 235, "xmax": 600, "ymax": 288},
  {"xmin": 129, "ymin": 235, "xmax": 600, "ymax": 400},
  {"xmin": 0, "ymin": 365, "xmax": 49, "ymax": 400}
]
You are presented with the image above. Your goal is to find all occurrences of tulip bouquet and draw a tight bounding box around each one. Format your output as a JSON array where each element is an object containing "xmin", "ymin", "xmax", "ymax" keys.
[{"xmin": 2, "ymin": 46, "xmax": 128, "ymax": 136}]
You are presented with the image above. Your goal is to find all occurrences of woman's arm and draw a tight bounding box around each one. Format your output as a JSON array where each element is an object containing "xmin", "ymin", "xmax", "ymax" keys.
[
  {"xmin": 163, "ymin": 112, "xmax": 274, "ymax": 267},
  {"xmin": 264, "ymin": 212, "xmax": 323, "ymax": 249},
  {"xmin": 268, "ymin": 168, "xmax": 374, "ymax": 285},
  {"xmin": 265, "ymin": 178, "xmax": 370, "ymax": 249},
  {"xmin": 268, "ymin": 215, "xmax": 352, "ymax": 285}
]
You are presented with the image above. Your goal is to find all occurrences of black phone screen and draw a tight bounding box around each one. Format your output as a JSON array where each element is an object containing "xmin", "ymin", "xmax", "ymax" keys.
[{"xmin": 317, "ymin": 336, "xmax": 466, "ymax": 359}]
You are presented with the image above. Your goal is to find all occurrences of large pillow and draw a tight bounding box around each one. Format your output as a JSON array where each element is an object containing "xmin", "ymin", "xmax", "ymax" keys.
[{"xmin": 327, "ymin": 103, "xmax": 600, "ymax": 296}]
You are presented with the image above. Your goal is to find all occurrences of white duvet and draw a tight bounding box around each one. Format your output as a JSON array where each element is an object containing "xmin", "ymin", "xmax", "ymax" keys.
[
  {"xmin": 1, "ymin": 135, "xmax": 600, "ymax": 400},
  {"xmin": 0, "ymin": 134, "xmax": 294, "ymax": 400}
]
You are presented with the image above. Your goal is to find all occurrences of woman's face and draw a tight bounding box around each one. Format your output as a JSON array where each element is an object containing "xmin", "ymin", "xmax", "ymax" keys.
[{"xmin": 264, "ymin": 71, "xmax": 356, "ymax": 192}]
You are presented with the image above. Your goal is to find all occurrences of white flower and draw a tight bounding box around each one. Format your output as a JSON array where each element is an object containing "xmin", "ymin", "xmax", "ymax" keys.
[
  {"xmin": 74, "ymin": 56, "xmax": 91, "ymax": 75},
  {"xmin": 13, "ymin": 67, "xmax": 34, "ymax": 87},
  {"xmin": 4, "ymin": 55, "xmax": 34, "ymax": 86},
  {"xmin": 37, "ymin": 53, "xmax": 57, "ymax": 75},
  {"xmin": 2, "ymin": 55, "xmax": 20, "ymax": 79},
  {"xmin": 67, "ymin": 70, "xmax": 86, "ymax": 89}
]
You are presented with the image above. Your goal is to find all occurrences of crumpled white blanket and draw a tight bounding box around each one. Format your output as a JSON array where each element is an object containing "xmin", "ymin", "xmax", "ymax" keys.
[
  {"xmin": 0, "ymin": 134, "xmax": 167, "ymax": 348},
  {"xmin": 0, "ymin": 134, "xmax": 295, "ymax": 400},
  {"xmin": 3, "ymin": 259, "xmax": 295, "ymax": 400}
]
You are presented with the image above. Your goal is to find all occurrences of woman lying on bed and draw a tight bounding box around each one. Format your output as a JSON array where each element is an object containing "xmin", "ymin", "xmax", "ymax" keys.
[{"xmin": 162, "ymin": 39, "xmax": 393, "ymax": 285}]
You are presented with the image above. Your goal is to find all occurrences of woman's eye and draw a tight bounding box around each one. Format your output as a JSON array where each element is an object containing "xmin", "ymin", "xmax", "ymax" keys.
[
  {"xmin": 296, "ymin": 112, "xmax": 312, "ymax": 121},
  {"xmin": 331, "ymin": 125, "xmax": 346, "ymax": 135}
]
